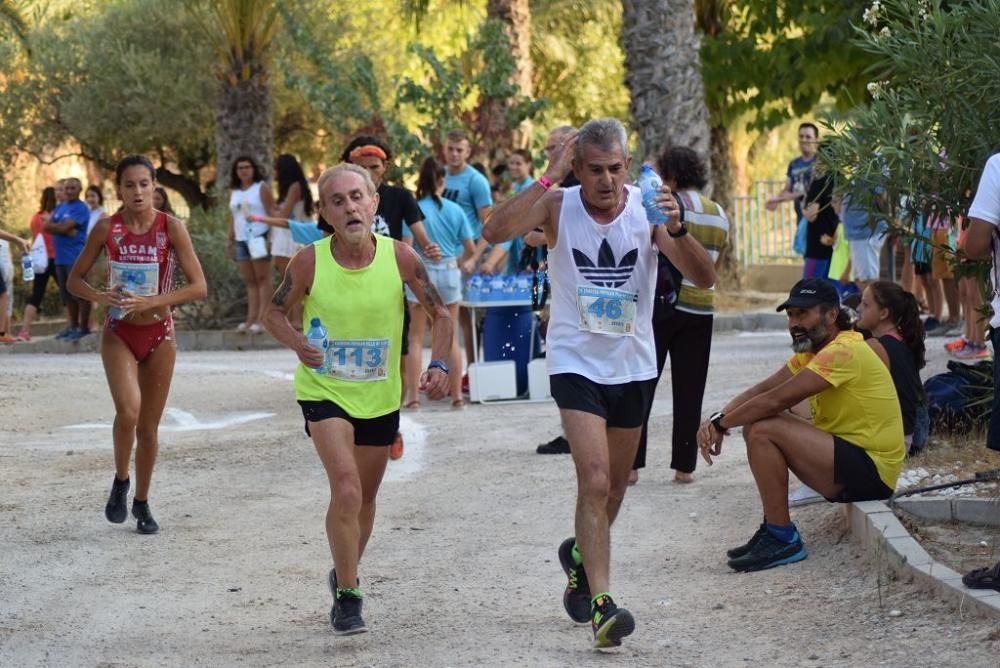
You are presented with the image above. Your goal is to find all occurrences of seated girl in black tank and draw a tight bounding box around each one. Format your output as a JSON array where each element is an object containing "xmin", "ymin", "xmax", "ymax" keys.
[{"xmin": 855, "ymin": 281, "xmax": 928, "ymax": 454}]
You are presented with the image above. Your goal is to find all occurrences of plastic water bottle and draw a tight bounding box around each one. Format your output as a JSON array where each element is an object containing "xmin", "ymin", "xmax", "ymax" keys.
[
  {"xmin": 21, "ymin": 254, "xmax": 34, "ymax": 282},
  {"xmin": 489, "ymin": 274, "xmax": 505, "ymax": 302},
  {"xmin": 502, "ymin": 275, "xmax": 516, "ymax": 299},
  {"xmin": 479, "ymin": 273, "xmax": 492, "ymax": 301},
  {"xmin": 467, "ymin": 272, "xmax": 482, "ymax": 302},
  {"xmin": 108, "ymin": 278, "xmax": 137, "ymax": 321},
  {"xmin": 638, "ymin": 164, "xmax": 667, "ymax": 226},
  {"xmin": 305, "ymin": 318, "xmax": 329, "ymax": 374},
  {"xmin": 516, "ymin": 272, "xmax": 531, "ymax": 300}
]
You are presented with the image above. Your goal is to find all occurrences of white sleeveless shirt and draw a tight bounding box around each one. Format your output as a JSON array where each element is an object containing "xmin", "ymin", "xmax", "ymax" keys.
[
  {"xmin": 546, "ymin": 185, "xmax": 658, "ymax": 384},
  {"xmin": 229, "ymin": 181, "xmax": 269, "ymax": 241}
]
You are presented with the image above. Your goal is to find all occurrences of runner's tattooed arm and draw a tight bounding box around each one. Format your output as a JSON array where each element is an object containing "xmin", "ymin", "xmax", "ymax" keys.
[{"xmin": 264, "ymin": 246, "xmax": 324, "ymax": 368}]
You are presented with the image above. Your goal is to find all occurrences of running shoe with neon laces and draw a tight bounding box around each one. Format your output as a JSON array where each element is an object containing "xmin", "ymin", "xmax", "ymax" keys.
[
  {"xmin": 591, "ymin": 594, "xmax": 635, "ymax": 648},
  {"xmin": 727, "ymin": 529, "xmax": 806, "ymax": 572},
  {"xmin": 953, "ymin": 342, "xmax": 990, "ymax": 360},
  {"xmin": 944, "ymin": 336, "xmax": 967, "ymax": 352},
  {"xmin": 389, "ymin": 431, "xmax": 404, "ymax": 460},
  {"xmin": 558, "ymin": 537, "xmax": 591, "ymax": 623},
  {"xmin": 105, "ymin": 476, "xmax": 130, "ymax": 523},
  {"xmin": 131, "ymin": 500, "xmax": 159, "ymax": 534},
  {"xmin": 332, "ymin": 588, "xmax": 367, "ymax": 635}
]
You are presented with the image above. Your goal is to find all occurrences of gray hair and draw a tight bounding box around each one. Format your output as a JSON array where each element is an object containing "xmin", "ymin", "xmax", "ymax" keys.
[
  {"xmin": 317, "ymin": 163, "xmax": 377, "ymax": 203},
  {"xmin": 575, "ymin": 118, "xmax": 630, "ymax": 163}
]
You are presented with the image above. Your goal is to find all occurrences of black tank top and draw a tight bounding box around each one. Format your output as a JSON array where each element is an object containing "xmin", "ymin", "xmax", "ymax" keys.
[{"xmin": 878, "ymin": 334, "xmax": 924, "ymax": 435}]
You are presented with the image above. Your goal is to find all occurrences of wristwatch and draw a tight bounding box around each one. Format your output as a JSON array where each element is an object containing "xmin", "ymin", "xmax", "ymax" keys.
[
  {"xmin": 667, "ymin": 222, "xmax": 688, "ymax": 238},
  {"xmin": 709, "ymin": 411, "xmax": 730, "ymax": 435},
  {"xmin": 427, "ymin": 360, "xmax": 449, "ymax": 374}
]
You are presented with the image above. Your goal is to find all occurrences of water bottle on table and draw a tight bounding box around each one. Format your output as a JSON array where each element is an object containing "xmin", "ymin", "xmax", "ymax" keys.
[
  {"xmin": 21, "ymin": 254, "xmax": 34, "ymax": 283},
  {"xmin": 638, "ymin": 164, "xmax": 668, "ymax": 226},
  {"xmin": 305, "ymin": 318, "xmax": 329, "ymax": 374},
  {"xmin": 502, "ymin": 275, "xmax": 516, "ymax": 299},
  {"xmin": 489, "ymin": 274, "xmax": 504, "ymax": 302},
  {"xmin": 466, "ymin": 272, "xmax": 482, "ymax": 302}
]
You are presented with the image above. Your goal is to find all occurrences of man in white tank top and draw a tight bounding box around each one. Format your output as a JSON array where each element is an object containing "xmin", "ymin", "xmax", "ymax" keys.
[{"xmin": 485, "ymin": 118, "xmax": 716, "ymax": 648}]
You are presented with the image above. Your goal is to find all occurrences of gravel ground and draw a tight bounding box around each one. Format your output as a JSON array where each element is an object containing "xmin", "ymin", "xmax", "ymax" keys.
[{"xmin": 1, "ymin": 333, "xmax": 998, "ymax": 667}]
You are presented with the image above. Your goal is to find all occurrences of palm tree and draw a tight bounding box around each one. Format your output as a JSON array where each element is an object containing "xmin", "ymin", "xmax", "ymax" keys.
[
  {"xmin": 620, "ymin": 0, "xmax": 712, "ymax": 183},
  {"xmin": 189, "ymin": 0, "xmax": 279, "ymax": 191},
  {"xmin": 0, "ymin": 0, "xmax": 30, "ymax": 52}
]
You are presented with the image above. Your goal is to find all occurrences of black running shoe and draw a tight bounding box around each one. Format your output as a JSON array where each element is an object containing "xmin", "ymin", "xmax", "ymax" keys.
[
  {"xmin": 725, "ymin": 522, "xmax": 768, "ymax": 560},
  {"xmin": 131, "ymin": 500, "xmax": 159, "ymax": 534},
  {"xmin": 558, "ymin": 537, "xmax": 591, "ymax": 623},
  {"xmin": 332, "ymin": 590, "xmax": 367, "ymax": 636},
  {"xmin": 591, "ymin": 594, "xmax": 635, "ymax": 648},
  {"xmin": 727, "ymin": 530, "xmax": 806, "ymax": 572},
  {"xmin": 537, "ymin": 435, "xmax": 570, "ymax": 455},
  {"xmin": 105, "ymin": 476, "xmax": 130, "ymax": 524}
]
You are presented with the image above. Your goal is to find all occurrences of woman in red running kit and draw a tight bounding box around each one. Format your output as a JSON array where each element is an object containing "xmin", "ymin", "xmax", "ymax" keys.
[{"xmin": 68, "ymin": 155, "xmax": 207, "ymax": 535}]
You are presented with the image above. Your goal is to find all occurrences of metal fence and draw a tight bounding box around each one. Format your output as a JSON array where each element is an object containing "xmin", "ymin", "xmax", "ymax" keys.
[{"xmin": 730, "ymin": 180, "xmax": 801, "ymax": 270}]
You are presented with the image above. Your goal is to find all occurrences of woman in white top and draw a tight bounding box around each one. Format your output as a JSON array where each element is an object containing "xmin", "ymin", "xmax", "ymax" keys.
[
  {"xmin": 85, "ymin": 186, "xmax": 105, "ymax": 236},
  {"xmin": 226, "ymin": 155, "xmax": 277, "ymax": 333}
]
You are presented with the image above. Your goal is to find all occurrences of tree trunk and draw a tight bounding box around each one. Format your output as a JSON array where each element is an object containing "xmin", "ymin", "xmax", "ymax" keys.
[
  {"xmin": 214, "ymin": 74, "xmax": 273, "ymax": 202},
  {"xmin": 487, "ymin": 0, "xmax": 532, "ymax": 98},
  {"xmin": 483, "ymin": 0, "xmax": 533, "ymax": 153},
  {"xmin": 710, "ymin": 123, "xmax": 741, "ymax": 288},
  {"xmin": 621, "ymin": 0, "xmax": 712, "ymax": 183},
  {"xmin": 156, "ymin": 167, "xmax": 210, "ymax": 211}
]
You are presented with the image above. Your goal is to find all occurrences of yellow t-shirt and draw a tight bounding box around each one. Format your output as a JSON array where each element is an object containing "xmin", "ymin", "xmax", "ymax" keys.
[{"xmin": 787, "ymin": 330, "xmax": 904, "ymax": 489}]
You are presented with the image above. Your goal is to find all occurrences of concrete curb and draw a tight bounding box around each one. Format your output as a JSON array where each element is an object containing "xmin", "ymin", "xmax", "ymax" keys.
[
  {"xmin": 713, "ymin": 310, "xmax": 787, "ymax": 333},
  {"xmin": 895, "ymin": 497, "xmax": 1000, "ymax": 528},
  {"xmin": 844, "ymin": 501, "xmax": 1000, "ymax": 619},
  {"xmin": 0, "ymin": 330, "xmax": 283, "ymax": 355}
]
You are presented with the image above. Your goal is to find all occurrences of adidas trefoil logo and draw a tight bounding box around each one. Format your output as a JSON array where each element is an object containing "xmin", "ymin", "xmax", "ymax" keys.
[{"xmin": 572, "ymin": 240, "xmax": 638, "ymax": 288}]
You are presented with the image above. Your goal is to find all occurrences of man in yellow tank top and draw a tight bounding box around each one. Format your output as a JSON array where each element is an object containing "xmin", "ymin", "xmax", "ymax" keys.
[
  {"xmin": 264, "ymin": 164, "xmax": 452, "ymax": 636},
  {"xmin": 696, "ymin": 279, "xmax": 904, "ymax": 573}
]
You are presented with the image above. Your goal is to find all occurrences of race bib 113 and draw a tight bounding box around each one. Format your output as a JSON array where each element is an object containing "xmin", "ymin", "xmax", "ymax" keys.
[{"xmin": 324, "ymin": 338, "xmax": 390, "ymax": 382}]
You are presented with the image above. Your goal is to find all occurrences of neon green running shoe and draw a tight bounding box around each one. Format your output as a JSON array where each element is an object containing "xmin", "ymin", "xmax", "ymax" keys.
[{"xmin": 591, "ymin": 594, "xmax": 635, "ymax": 648}]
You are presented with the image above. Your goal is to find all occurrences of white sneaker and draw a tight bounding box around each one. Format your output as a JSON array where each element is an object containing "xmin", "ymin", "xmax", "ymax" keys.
[{"xmin": 788, "ymin": 484, "xmax": 825, "ymax": 507}]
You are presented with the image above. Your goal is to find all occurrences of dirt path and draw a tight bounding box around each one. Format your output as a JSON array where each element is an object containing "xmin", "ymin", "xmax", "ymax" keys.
[{"xmin": 1, "ymin": 335, "xmax": 997, "ymax": 667}]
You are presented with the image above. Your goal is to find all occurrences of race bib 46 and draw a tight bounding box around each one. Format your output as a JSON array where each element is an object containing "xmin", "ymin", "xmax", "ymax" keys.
[{"xmin": 576, "ymin": 286, "xmax": 638, "ymax": 337}]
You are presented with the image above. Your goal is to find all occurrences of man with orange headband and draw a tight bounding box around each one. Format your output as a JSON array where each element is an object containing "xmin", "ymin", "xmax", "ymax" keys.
[{"xmin": 342, "ymin": 136, "xmax": 440, "ymax": 458}]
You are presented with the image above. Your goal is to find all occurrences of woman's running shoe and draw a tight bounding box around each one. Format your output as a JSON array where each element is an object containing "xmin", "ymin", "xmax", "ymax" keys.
[{"xmin": 944, "ymin": 337, "xmax": 967, "ymax": 352}]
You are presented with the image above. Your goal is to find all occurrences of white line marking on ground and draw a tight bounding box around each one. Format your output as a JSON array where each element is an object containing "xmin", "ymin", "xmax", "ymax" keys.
[
  {"xmin": 63, "ymin": 408, "xmax": 274, "ymax": 433},
  {"xmin": 384, "ymin": 414, "xmax": 426, "ymax": 481}
]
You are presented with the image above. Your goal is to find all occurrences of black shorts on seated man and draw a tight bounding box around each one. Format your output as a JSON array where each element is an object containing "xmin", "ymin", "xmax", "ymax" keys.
[{"xmin": 697, "ymin": 278, "xmax": 904, "ymax": 572}]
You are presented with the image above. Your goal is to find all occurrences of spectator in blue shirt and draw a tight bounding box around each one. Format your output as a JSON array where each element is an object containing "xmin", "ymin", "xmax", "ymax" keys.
[
  {"xmin": 442, "ymin": 129, "xmax": 504, "ymax": 372},
  {"xmin": 44, "ymin": 177, "xmax": 92, "ymax": 340},
  {"xmin": 765, "ymin": 123, "xmax": 819, "ymax": 223},
  {"xmin": 840, "ymin": 189, "xmax": 889, "ymax": 290}
]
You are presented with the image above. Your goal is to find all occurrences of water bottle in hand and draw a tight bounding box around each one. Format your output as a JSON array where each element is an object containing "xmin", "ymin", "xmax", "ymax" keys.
[
  {"xmin": 305, "ymin": 317, "xmax": 329, "ymax": 374},
  {"xmin": 638, "ymin": 164, "xmax": 667, "ymax": 226},
  {"xmin": 21, "ymin": 254, "xmax": 34, "ymax": 283}
]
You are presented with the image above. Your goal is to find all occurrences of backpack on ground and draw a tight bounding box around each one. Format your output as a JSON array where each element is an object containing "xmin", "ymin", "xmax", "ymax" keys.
[{"xmin": 923, "ymin": 360, "xmax": 993, "ymax": 433}]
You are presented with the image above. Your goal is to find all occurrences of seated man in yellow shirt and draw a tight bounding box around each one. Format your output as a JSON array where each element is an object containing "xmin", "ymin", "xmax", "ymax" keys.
[{"xmin": 697, "ymin": 278, "xmax": 904, "ymax": 572}]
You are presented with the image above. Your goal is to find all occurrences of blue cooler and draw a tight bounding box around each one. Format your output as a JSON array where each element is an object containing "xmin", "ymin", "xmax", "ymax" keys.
[{"xmin": 482, "ymin": 305, "xmax": 537, "ymax": 396}]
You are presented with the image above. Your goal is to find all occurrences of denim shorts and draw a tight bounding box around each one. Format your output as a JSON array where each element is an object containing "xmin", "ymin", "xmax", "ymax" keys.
[
  {"xmin": 234, "ymin": 239, "xmax": 270, "ymax": 262},
  {"xmin": 405, "ymin": 258, "xmax": 462, "ymax": 305}
]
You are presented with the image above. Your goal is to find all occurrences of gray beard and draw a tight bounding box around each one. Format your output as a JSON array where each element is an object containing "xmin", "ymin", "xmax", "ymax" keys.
[{"xmin": 790, "ymin": 324, "xmax": 832, "ymax": 353}]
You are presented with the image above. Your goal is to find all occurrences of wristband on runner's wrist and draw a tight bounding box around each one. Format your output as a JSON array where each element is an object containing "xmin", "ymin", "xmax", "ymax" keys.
[{"xmin": 427, "ymin": 360, "xmax": 449, "ymax": 374}]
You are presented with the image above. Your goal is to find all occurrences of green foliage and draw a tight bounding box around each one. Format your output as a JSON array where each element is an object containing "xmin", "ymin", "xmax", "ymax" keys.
[
  {"xmin": 700, "ymin": 0, "xmax": 876, "ymax": 130},
  {"xmin": 0, "ymin": 0, "xmax": 30, "ymax": 52},
  {"xmin": 396, "ymin": 18, "xmax": 546, "ymax": 156},
  {"xmin": 530, "ymin": 0, "xmax": 628, "ymax": 128},
  {"xmin": 172, "ymin": 209, "xmax": 246, "ymax": 330},
  {"xmin": 821, "ymin": 0, "xmax": 1000, "ymax": 228},
  {"xmin": 0, "ymin": 1, "xmax": 217, "ymax": 198}
]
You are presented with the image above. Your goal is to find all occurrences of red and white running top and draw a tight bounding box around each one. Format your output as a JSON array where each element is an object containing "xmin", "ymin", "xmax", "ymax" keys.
[{"xmin": 104, "ymin": 211, "xmax": 176, "ymax": 296}]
